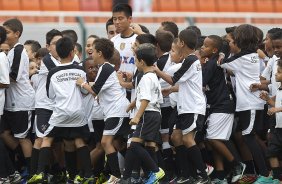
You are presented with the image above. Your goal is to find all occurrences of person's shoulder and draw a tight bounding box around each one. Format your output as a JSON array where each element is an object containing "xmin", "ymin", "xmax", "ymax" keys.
[
  {"xmin": 111, "ymin": 34, "xmax": 121, "ymax": 42},
  {"xmin": 184, "ymin": 54, "xmax": 198, "ymax": 62}
]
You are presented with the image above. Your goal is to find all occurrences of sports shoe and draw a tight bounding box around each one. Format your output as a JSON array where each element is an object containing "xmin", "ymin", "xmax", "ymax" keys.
[
  {"xmin": 176, "ymin": 176, "xmax": 195, "ymax": 184},
  {"xmin": 96, "ymin": 173, "xmax": 107, "ymax": 184},
  {"xmin": 211, "ymin": 178, "xmax": 228, "ymax": 184},
  {"xmin": 9, "ymin": 171, "xmax": 22, "ymax": 183},
  {"xmin": 27, "ymin": 173, "xmax": 47, "ymax": 184},
  {"xmin": 118, "ymin": 178, "xmax": 132, "ymax": 184},
  {"xmin": 0, "ymin": 177, "xmax": 10, "ymax": 184},
  {"xmin": 205, "ymin": 164, "xmax": 214, "ymax": 176},
  {"xmin": 253, "ymin": 175, "xmax": 274, "ymax": 184},
  {"xmin": 272, "ymin": 179, "xmax": 281, "ymax": 184},
  {"xmin": 193, "ymin": 176, "xmax": 211, "ymax": 184},
  {"xmin": 74, "ymin": 175, "xmax": 84, "ymax": 184},
  {"xmin": 231, "ymin": 162, "xmax": 246, "ymax": 183},
  {"xmin": 144, "ymin": 168, "xmax": 165, "ymax": 184},
  {"xmin": 82, "ymin": 176, "xmax": 96, "ymax": 184},
  {"xmin": 103, "ymin": 175, "xmax": 120, "ymax": 184},
  {"xmin": 237, "ymin": 174, "xmax": 257, "ymax": 184}
]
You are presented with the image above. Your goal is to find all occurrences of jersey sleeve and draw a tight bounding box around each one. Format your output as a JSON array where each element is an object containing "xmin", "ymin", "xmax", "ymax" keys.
[
  {"xmin": 172, "ymin": 56, "xmax": 197, "ymax": 84},
  {"xmin": 261, "ymin": 57, "xmax": 274, "ymax": 80},
  {"xmin": 203, "ymin": 59, "xmax": 217, "ymax": 87},
  {"xmin": 139, "ymin": 75, "xmax": 153, "ymax": 101},
  {"xmin": 92, "ymin": 64, "xmax": 115, "ymax": 95},
  {"xmin": 0, "ymin": 53, "xmax": 10, "ymax": 85},
  {"xmin": 9, "ymin": 45, "xmax": 24, "ymax": 81}
]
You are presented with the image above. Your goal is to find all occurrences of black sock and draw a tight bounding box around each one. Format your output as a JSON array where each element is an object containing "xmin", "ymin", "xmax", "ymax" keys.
[
  {"xmin": 25, "ymin": 157, "xmax": 31, "ymax": 174},
  {"xmin": 145, "ymin": 146, "xmax": 158, "ymax": 164},
  {"xmin": 30, "ymin": 148, "xmax": 40, "ymax": 175},
  {"xmin": 37, "ymin": 147, "xmax": 51, "ymax": 174},
  {"xmin": 272, "ymin": 167, "xmax": 282, "ymax": 180},
  {"xmin": 13, "ymin": 145, "xmax": 25, "ymax": 171},
  {"xmin": 119, "ymin": 148, "xmax": 127, "ymax": 158},
  {"xmin": 77, "ymin": 146, "xmax": 92, "ymax": 178},
  {"xmin": 50, "ymin": 163, "xmax": 62, "ymax": 175},
  {"xmin": 244, "ymin": 160, "xmax": 256, "ymax": 174},
  {"xmin": 175, "ymin": 145, "xmax": 189, "ymax": 178},
  {"xmin": 65, "ymin": 151, "xmax": 77, "ymax": 179},
  {"xmin": 163, "ymin": 148, "xmax": 174, "ymax": 179},
  {"xmin": 186, "ymin": 145, "xmax": 207, "ymax": 178},
  {"xmin": 123, "ymin": 146, "xmax": 135, "ymax": 179},
  {"xmin": 107, "ymin": 152, "xmax": 121, "ymax": 178},
  {"xmin": 93, "ymin": 153, "xmax": 105, "ymax": 176},
  {"xmin": 156, "ymin": 150, "xmax": 165, "ymax": 169},
  {"xmin": 200, "ymin": 148, "xmax": 210, "ymax": 165},
  {"xmin": 215, "ymin": 170, "xmax": 225, "ymax": 180}
]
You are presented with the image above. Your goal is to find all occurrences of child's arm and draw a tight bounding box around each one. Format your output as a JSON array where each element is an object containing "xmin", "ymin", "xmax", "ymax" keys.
[
  {"xmin": 129, "ymin": 99, "xmax": 149, "ymax": 125},
  {"xmin": 117, "ymin": 71, "xmax": 134, "ymax": 89},
  {"xmin": 260, "ymin": 91, "xmax": 275, "ymax": 107},
  {"xmin": 249, "ymin": 83, "xmax": 269, "ymax": 92},
  {"xmin": 162, "ymin": 85, "xmax": 179, "ymax": 97},
  {"xmin": 154, "ymin": 65, "xmax": 174, "ymax": 85},
  {"xmin": 267, "ymin": 107, "xmax": 282, "ymax": 116},
  {"xmin": 76, "ymin": 77, "xmax": 97, "ymax": 97},
  {"xmin": 126, "ymin": 99, "xmax": 136, "ymax": 113}
]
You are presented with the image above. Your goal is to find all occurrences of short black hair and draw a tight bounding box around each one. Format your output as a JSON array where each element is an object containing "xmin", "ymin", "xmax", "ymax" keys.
[
  {"xmin": 88, "ymin": 35, "xmax": 99, "ymax": 39},
  {"xmin": 161, "ymin": 21, "xmax": 178, "ymax": 38},
  {"xmin": 56, "ymin": 37, "xmax": 74, "ymax": 59},
  {"xmin": 35, "ymin": 48, "xmax": 49, "ymax": 59},
  {"xmin": 196, "ymin": 36, "xmax": 206, "ymax": 50},
  {"xmin": 225, "ymin": 26, "xmax": 237, "ymax": 39},
  {"xmin": 179, "ymin": 29, "xmax": 198, "ymax": 50},
  {"xmin": 106, "ymin": 17, "xmax": 114, "ymax": 32},
  {"xmin": 61, "ymin": 29, "xmax": 78, "ymax": 44},
  {"xmin": 46, "ymin": 29, "xmax": 62, "ymax": 45},
  {"xmin": 278, "ymin": 59, "xmax": 282, "ymax": 69},
  {"xmin": 234, "ymin": 24, "xmax": 259, "ymax": 51},
  {"xmin": 268, "ymin": 28, "xmax": 282, "ymax": 36},
  {"xmin": 112, "ymin": 3, "xmax": 132, "ymax": 17},
  {"xmin": 82, "ymin": 56, "xmax": 94, "ymax": 69},
  {"xmin": 155, "ymin": 30, "xmax": 174, "ymax": 52},
  {"xmin": 136, "ymin": 34, "xmax": 157, "ymax": 45},
  {"xmin": 75, "ymin": 43, "xmax": 82, "ymax": 53},
  {"xmin": 271, "ymin": 31, "xmax": 282, "ymax": 41},
  {"xmin": 135, "ymin": 43, "xmax": 157, "ymax": 66},
  {"xmin": 139, "ymin": 24, "xmax": 150, "ymax": 34},
  {"xmin": 207, "ymin": 35, "xmax": 223, "ymax": 53},
  {"xmin": 24, "ymin": 40, "xmax": 41, "ymax": 53},
  {"xmin": 186, "ymin": 25, "xmax": 201, "ymax": 38},
  {"xmin": 93, "ymin": 38, "xmax": 114, "ymax": 60},
  {"xmin": 3, "ymin": 18, "xmax": 23, "ymax": 37},
  {"xmin": 0, "ymin": 26, "xmax": 7, "ymax": 45}
]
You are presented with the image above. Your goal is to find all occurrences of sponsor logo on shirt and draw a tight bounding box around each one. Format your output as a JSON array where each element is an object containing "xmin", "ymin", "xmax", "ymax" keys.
[{"xmin": 56, "ymin": 72, "xmax": 83, "ymax": 82}]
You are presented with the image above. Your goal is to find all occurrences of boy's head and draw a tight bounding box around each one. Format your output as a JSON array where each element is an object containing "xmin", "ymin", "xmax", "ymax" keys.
[
  {"xmin": 200, "ymin": 35, "xmax": 222, "ymax": 59},
  {"xmin": 46, "ymin": 29, "xmax": 63, "ymax": 59},
  {"xmin": 24, "ymin": 40, "xmax": 41, "ymax": 62},
  {"xmin": 0, "ymin": 43, "xmax": 9, "ymax": 55},
  {"xmin": 178, "ymin": 29, "xmax": 198, "ymax": 51},
  {"xmin": 234, "ymin": 24, "xmax": 259, "ymax": 51},
  {"xmin": 271, "ymin": 30, "xmax": 282, "ymax": 58},
  {"xmin": 112, "ymin": 3, "xmax": 132, "ymax": 34},
  {"xmin": 265, "ymin": 28, "xmax": 282, "ymax": 57},
  {"xmin": 61, "ymin": 29, "xmax": 78, "ymax": 44},
  {"xmin": 132, "ymin": 34, "xmax": 157, "ymax": 52},
  {"xmin": 29, "ymin": 61, "xmax": 38, "ymax": 77},
  {"xmin": 92, "ymin": 38, "xmax": 114, "ymax": 64},
  {"xmin": 135, "ymin": 43, "xmax": 157, "ymax": 70},
  {"xmin": 225, "ymin": 26, "xmax": 240, "ymax": 55},
  {"xmin": 55, "ymin": 37, "xmax": 74, "ymax": 60},
  {"xmin": 74, "ymin": 42, "xmax": 82, "ymax": 60},
  {"xmin": 186, "ymin": 25, "xmax": 201, "ymax": 38},
  {"xmin": 158, "ymin": 21, "xmax": 178, "ymax": 38},
  {"xmin": 109, "ymin": 49, "xmax": 121, "ymax": 71},
  {"xmin": 3, "ymin": 18, "xmax": 23, "ymax": 47},
  {"xmin": 155, "ymin": 30, "xmax": 174, "ymax": 53},
  {"xmin": 170, "ymin": 38, "xmax": 183, "ymax": 63},
  {"xmin": 83, "ymin": 57, "xmax": 98, "ymax": 82},
  {"xmin": 106, "ymin": 18, "xmax": 117, "ymax": 39},
  {"xmin": 85, "ymin": 35, "xmax": 99, "ymax": 57},
  {"xmin": 0, "ymin": 26, "xmax": 7, "ymax": 45},
  {"xmin": 275, "ymin": 59, "xmax": 282, "ymax": 83},
  {"xmin": 34, "ymin": 47, "xmax": 49, "ymax": 67}
]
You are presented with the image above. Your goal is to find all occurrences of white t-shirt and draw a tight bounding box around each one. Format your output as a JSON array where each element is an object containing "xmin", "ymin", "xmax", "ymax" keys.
[
  {"xmin": 167, "ymin": 63, "xmax": 182, "ymax": 108},
  {"xmin": 221, "ymin": 52, "xmax": 265, "ymax": 111},
  {"xmin": 136, "ymin": 72, "xmax": 163, "ymax": 112},
  {"xmin": 172, "ymin": 55, "xmax": 206, "ymax": 115},
  {"xmin": 5, "ymin": 43, "xmax": 35, "ymax": 111},
  {"xmin": 111, "ymin": 33, "xmax": 137, "ymax": 74},
  {"xmin": 92, "ymin": 62, "xmax": 129, "ymax": 120},
  {"xmin": 275, "ymin": 88, "xmax": 282, "ymax": 128},
  {"xmin": 0, "ymin": 52, "xmax": 10, "ymax": 115},
  {"xmin": 46, "ymin": 63, "xmax": 87, "ymax": 127}
]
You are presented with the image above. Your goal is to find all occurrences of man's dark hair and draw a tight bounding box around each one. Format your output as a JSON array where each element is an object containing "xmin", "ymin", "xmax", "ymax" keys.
[
  {"xmin": 35, "ymin": 48, "xmax": 49, "ymax": 59},
  {"xmin": 207, "ymin": 35, "xmax": 223, "ymax": 54},
  {"xmin": 139, "ymin": 24, "xmax": 150, "ymax": 34},
  {"xmin": 112, "ymin": 3, "xmax": 132, "ymax": 17},
  {"xmin": 161, "ymin": 21, "xmax": 178, "ymax": 38},
  {"xmin": 186, "ymin": 25, "xmax": 201, "ymax": 38},
  {"xmin": 106, "ymin": 17, "xmax": 114, "ymax": 32},
  {"xmin": 268, "ymin": 28, "xmax": 282, "ymax": 39},
  {"xmin": 0, "ymin": 26, "xmax": 7, "ymax": 45},
  {"xmin": 24, "ymin": 40, "xmax": 41, "ymax": 53},
  {"xmin": 271, "ymin": 31, "xmax": 282, "ymax": 41},
  {"xmin": 93, "ymin": 38, "xmax": 114, "ymax": 60},
  {"xmin": 135, "ymin": 43, "xmax": 157, "ymax": 66},
  {"xmin": 3, "ymin": 18, "xmax": 23, "ymax": 37},
  {"xmin": 136, "ymin": 34, "xmax": 157, "ymax": 45},
  {"xmin": 61, "ymin": 29, "xmax": 78, "ymax": 44},
  {"xmin": 46, "ymin": 29, "xmax": 62, "ymax": 45},
  {"xmin": 179, "ymin": 29, "xmax": 198, "ymax": 50},
  {"xmin": 56, "ymin": 37, "xmax": 74, "ymax": 59},
  {"xmin": 234, "ymin": 24, "xmax": 259, "ymax": 51},
  {"xmin": 75, "ymin": 43, "xmax": 82, "ymax": 53},
  {"xmin": 155, "ymin": 30, "xmax": 174, "ymax": 52}
]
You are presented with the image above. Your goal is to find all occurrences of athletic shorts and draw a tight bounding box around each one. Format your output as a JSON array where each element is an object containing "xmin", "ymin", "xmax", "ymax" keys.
[
  {"xmin": 266, "ymin": 128, "xmax": 282, "ymax": 158},
  {"xmin": 35, "ymin": 108, "xmax": 52, "ymax": 138},
  {"xmin": 175, "ymin": 113, "xmax": 205, "ymax": 135},
  {"xmin": 237, "ymin": 110, "xmax": 263, "ymax": 135},
  {"xmin": 103, "ymin": 117, "xmax": 130, "ymax": 136}
]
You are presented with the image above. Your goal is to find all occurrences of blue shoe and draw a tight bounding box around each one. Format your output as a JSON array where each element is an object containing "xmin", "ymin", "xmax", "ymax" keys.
[
  {"xmin": 253, "ymin": 175, "xmax": 274, "ymax": 184},
  {"xmin": 272, "ymin": 179, "xmax": 281, "ymax": 184},
  {"xmin": 145, "ymin": 168, "xmax": 165, "ymax": 184}
]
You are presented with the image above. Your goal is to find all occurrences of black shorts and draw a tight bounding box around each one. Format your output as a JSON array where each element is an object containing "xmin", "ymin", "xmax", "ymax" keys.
[
  {"xmin": 103, "ymin": 117, "xmax": 130, "ymax": 137},
  {"xmin": 237, "ymin": 110, "xmax": 263, "ymax": 135},
  {"xmin": 266, "ymin": 128, "xmax": 282, "ymax": 158},
  {"xmin": 175, "ymin": 113, "xmax": 205, "ymax": 135},
  {"xmin": 35, "ymin": 108, "xmax": 52, "ymax": 138},
  {"xmin": 132, "ymin": 111, "xmax": 161, "ymax": 142},
  {"xmin": 0, "ymin": 110, "xmax": 31, "ymax": 138},
  {"xmin": 45, "ymin": 124, "xmax": 90, "ymax": 140},
  {"xmin": 168, "ymin": 108, "xmax": 178, "ymax": 135},
  {"xmin": 93, "ymin": 120, "xmax": 105, "ymax": 143},
  {"xmin": 160, "ymin": 106, "xmax": 173, "ymax": 134}
]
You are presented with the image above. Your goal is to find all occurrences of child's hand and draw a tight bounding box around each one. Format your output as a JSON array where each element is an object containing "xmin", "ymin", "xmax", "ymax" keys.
[
  {"xmin": 257, "ymin": 49, "xmax": 267, "ymax": 59},
  {"xmin": 130, "ymin": 23, "xmax": 144, "ymax": 35},
  {"xmin": 162, "ymin": 88, "xmax": 171, "ymax": 97},
  {"xmin": 117, "ymin": 71, "xmax": 124, "ymax": 81},
  {"xmin": 76, "ymin": 77, "xmax": 84, "ymax": 86},
  {"xmin": 153, "ymin": 64, "xmax": 160, "ymax": 74},
  {"xmin": 259, "ymin": 91, "xmax": 269, "ymax": 101},
  {"xmin": 267, "ymin": 107, "xmax": 278, "ymax": 116},
  {"xmin": 129, "ymin": 117, "xmax": 140, "ymax": 125},
  {"xmin": 250, "ymin": 83, "xmax": 261, "ymax": 92}
]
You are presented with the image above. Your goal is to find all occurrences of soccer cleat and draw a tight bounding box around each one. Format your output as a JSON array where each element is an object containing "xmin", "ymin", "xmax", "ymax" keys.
[
  {"xmin": 253, "ymin": 175, "xmax": 274, "ymax": 184},
  {"xmin": 176, "ymin": 176, "xmax": 195, "ymax": 184},
  {"xmin": 82, "ymin": 176, "xmax": 96, "ymax": 184},
  {"xmin": 96, "ymin": 173, "xmax": 107, "ymax": 184},
  {"xmin": 237, "ymin": 174, "xmax": 257, "ymax": 184},
  {"xmin": 205, "ymin": 164, "xmax": 214, "ymax": 176},
  {"xmin": 74, "ymin": 175, "xmax": 84, "ymax": 184},
  {"xmin": 0, "ymin": 177, "xmax": 10, "ymax": 184},
  {"xmin": 231, "ymin": 162, "xmax": 246, "ymax": 183},
  {"xmin": 144, "ymin": 168, "xmax": 165, "ymax": 184},
  {"xmin": 211, "ymin": 178, "xmax": 228, "ymax": 184},
  {"xmin": 272, "ymin": 179, "xmax": 281, "ymax": 184},
  {"xmin": 118, "ymin": 178, "xmax": 132, "ymax": 184},
  {"xmin": 193, "ymin": 176, "xmax": 211, "ymax": 184},
  {"xmin": 9, "ymin": 171, "xmax": 22, "ymax": 183},
  {"xmin": 103, "ymin": 175, "xmax": 120, "ymax": 184},
  {"xmin": 27, "ymin": 173, "xmax": 47, "ymax": 184}
]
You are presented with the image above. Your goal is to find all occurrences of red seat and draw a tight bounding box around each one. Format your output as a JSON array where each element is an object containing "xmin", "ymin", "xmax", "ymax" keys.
[
  {"xmin": 100, "ymin": 0, "xmax": 112, "ymax": 11},
  {"xmin": 255, "ymin": 0, "xmax": 274, "ymax": 12},
  {"xmin": 61, "ymin": 0, "xmax": 80, "ymax": 11},
  {"xmin": 159, "ymin": 0, "xmax": 178, "ymax": 11},
  {"xmin": 80, "ymin": 0, "xmax": 100, "ymax": 11},
  {"xmin": 236, "ymin": 0, "xmax": 255, "ymax": 12},
  {"xmin": 21, "ymin": 0, "xmax": 41, "ymax": 10},
  {"xmin": 216, "ymin": 0, "xmax": 236, "ymax": 12},
  {"xmin": 41, "ymin": 0, "xmax": 60, "ymax": 11},
  {"xmin": 198, "ymin": 0, "xmax": 217, "ymax": 12},
  {"xmin": 178, "ymin": 0, "xmax": 198, "ymax": 12},
  {"xmin": 2, "ymin": 0, "xmax": 21, "ymax": 10}
]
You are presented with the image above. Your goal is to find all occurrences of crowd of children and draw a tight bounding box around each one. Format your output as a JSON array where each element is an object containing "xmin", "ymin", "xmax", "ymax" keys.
[{"xmin": 1, "ymin": 3, "xmax": 282, "ymax": 184}]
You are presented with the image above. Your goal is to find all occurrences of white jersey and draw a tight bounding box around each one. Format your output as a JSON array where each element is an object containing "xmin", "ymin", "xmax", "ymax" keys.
[
  {"xmin": 5, "ymin": 43, "xmax": 35, "ymax": 111},
  {"xmin": 221, "ymin": 51, "xmax": 265, "ymax": 111},
  {"xmin": 92, "ymin": 97, "xmax": 104, "ymax": 120},
  {"xmin": 136, "ymin": 72, "xmax": 163, "ymax": 112},
  {"xmin": 275, "ymin": 88, "xmax": 282, "ymax": 128},
  {"xmin": 172, "ymin": 55, "xmax": 206, "ymax": 115},
  {"xmin": 0, "ymin": 52, "xmax": 10, "ymax": 115},
  {"xmin": 92, "ymin": 62, "xmax": 129, "ymax": 120},
  {"xmin": 167, "ymin": 63, "xmax": 182, "ymax": 108},
  {"xmin": 111, "ymin": 33, "xmax": 137, "ymax": 74},
  {"xmin": 46, "ymin": 63, "xmax": 87, "ymax": 127}
]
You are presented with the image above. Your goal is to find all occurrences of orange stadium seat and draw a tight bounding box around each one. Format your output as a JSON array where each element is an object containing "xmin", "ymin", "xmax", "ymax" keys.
[
  {"xmin": 21, "ymin": 0, "xmax": 41, "ymax": 10},
  {"xmin": 273, "ymin": 0, "xmax": 282, "ymax": 12},
  {"xmin": 80, "ymin": 0, "xmax": 100, "ymax": 11},
  {"xmin": 178, "ymin": 0, "xmax": 198, "ymax": 12},
  {"xmin": 236, "ymin": 0, "xmax": 255, "ymax": 12},
  {"xmin": 1, "ymin": 0, "xmax": 21, "ymax": 10},
  {"xmin": 216, "ymin": 0, "xmax": 236, "ymax": 12},
  {"xmin": 151, "ymin": 0, "xmax": 158, "ymax": 11},
  {"xmin": 41, "ymin": 0, "xmax": 60, "ymax": 11},
  {"xmin": 255, "ymin": 0, "xmax": 274, "ymax": 12},
  {"xmin": 100, "ymin": 0, "xmax": 112, "ymax": 11},
  {"xmin": 61, "ymin": 0, "xmax": 80, "ymax": 11},
  {"xmin": 159, "ymin": 0, "xmax": 178, "ymax": 11},
  {"xmin": 198, "ymin": 0, "xmax": 217, "ymax": 12}
]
